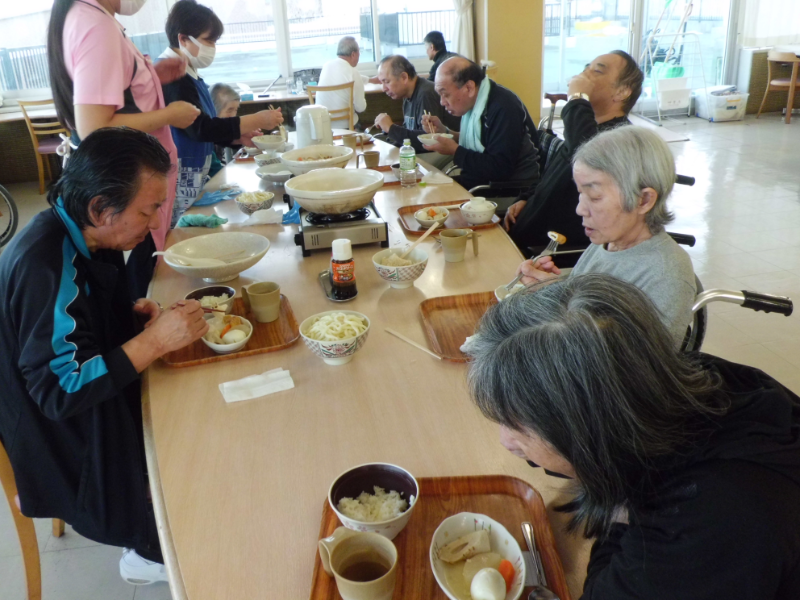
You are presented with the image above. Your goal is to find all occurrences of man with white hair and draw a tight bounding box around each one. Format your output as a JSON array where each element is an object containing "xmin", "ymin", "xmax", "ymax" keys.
[{"xmin": 316, "ymin": 36, "xmax": 370, "ymax": 129}]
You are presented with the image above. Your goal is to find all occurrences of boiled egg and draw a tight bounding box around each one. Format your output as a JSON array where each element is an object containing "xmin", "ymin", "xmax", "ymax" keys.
[
  {"xmin": 222, "ymin": 329, "xmax": 247, "ymax": 344},
  {"xmin": 470, "ymin": 567, "xmax": 506, "ymax": 600}
]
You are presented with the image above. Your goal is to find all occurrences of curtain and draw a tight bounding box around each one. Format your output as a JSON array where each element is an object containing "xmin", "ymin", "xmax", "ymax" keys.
[
  {"xmin": 452, "ymin": 0, "xmax": 475, "ymax": 60},
  {"xmin": 741, "ymin": 0, "xmax": 800, "ymax": 47}
]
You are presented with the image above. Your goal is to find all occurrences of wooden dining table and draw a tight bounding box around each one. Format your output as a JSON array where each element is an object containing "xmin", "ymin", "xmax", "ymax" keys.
[{"xmin": 142, "ymin": 137, "xmax": 593, "ymax": 599}]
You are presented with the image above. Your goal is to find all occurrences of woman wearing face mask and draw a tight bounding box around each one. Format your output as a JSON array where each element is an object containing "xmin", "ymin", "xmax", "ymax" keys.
[
  {"xmin": 160, "ymin": 0, "xmax": 284, "ymax": 225},
  {"xmin": 47, "ymin": 0, "xmax": 202, "ymax": 300}
]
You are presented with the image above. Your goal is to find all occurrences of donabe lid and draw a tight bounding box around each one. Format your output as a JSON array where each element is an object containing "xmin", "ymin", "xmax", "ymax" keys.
[{"xmin": 331, "ymin": 238, "xmax": 353, "ymax": 261}]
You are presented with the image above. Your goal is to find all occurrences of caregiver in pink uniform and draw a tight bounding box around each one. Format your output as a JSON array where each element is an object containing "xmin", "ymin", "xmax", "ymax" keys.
[{"xmin": 47, "ymin": 0, "xmax": 200, "ymax": 298}]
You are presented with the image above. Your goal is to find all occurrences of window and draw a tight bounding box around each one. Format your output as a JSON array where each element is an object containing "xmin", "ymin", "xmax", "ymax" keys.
[
  {"xmin": 375, "ymin": 0, "xmax": 456, "ymax": 60},
  {"xmin": 0, "ymin": 1, "xmax": 53, "ymax": 95}
]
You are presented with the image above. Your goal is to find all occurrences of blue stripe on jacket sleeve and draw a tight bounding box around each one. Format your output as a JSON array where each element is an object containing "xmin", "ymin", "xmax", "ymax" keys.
[{"xmin": 49, "ymin": 237, "xmax": 109, "ymax": 393}]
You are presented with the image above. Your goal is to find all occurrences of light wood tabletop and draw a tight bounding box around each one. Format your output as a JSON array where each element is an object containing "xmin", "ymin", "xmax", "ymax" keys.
[
  {"xmin": 240, "ymin": 83, "xmax": 385, "ymax": 105},
  {"xmin": 143, "ymin": 138, "xmax": 593, "ymax": 600}
]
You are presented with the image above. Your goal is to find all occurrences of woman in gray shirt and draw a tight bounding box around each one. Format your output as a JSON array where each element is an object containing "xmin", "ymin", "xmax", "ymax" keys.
[{"xmin": 517, "ymin": 126, "xmax": 695, "ymax": 346}]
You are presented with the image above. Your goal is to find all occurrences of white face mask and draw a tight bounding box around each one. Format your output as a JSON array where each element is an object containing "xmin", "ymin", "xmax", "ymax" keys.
[
  {"xmin": 180, "ymin": 36, "xmax": 216, "ymax": 70},
  {"xmin": 118, "ymin": 0, "xmax": 147, "ymax": 16}
]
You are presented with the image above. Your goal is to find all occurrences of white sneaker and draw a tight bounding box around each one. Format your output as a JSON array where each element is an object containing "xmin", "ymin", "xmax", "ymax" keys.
[{"xmin": 119, "ymin": 548, "xmax": 169, "ymax": 585}]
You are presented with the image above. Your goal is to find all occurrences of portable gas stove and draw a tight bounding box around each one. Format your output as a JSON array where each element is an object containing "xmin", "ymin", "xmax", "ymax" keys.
[{"xmin": 293, "ymin": 201, "xmax": 389, "ymax": 257}]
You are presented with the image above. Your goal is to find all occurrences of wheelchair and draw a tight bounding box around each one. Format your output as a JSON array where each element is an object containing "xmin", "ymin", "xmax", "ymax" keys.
[{"xmin": 0, "ymin": 184, "xmax": 19, "ymax": 250}]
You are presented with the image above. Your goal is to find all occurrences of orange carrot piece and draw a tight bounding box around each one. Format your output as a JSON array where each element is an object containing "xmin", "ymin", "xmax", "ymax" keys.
[{"xmin": 498, "ymin": 559, "xmax": 515, "ymax": 592}]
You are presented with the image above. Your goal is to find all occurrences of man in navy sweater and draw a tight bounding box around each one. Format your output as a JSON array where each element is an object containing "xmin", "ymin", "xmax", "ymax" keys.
[
  {"xmin": 421, "ymin": 57, "xmax": 539, "ymax": 191},
  {"xmin": 0, "ymin": 128, "xmax": 208, "ymax": 585}
]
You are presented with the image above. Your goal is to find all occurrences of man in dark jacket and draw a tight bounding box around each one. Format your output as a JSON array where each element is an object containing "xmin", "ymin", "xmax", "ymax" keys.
[
  {"xmin": 372, "ymin": 54, "xmax": 459, "ymax": 161},
  {"xmin": 505, "ymin": 50, "xmax": 643, "ymax": 257},
  {"xmin": 0, "ymin": 128, "xmax": 208, "ymax": 585},
  {"xmin": 424, "ymin": 30, "xmax": 458, "ymax": 80},
  {"xmin": 421, "ymin": 56, "xmax": 539, "ymax": 191}
]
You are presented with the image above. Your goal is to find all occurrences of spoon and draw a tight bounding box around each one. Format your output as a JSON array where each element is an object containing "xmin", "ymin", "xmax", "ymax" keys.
[
  {"xmin": 398, "ymin": 221, "xmax": 440, "ymax": 260},
  {"xmin": 522, "ymin": 522, "xmax": 561, "ymax": 600},
  {"xmin": 152, "ymin": 252, "xmax": 225, "ymax": 268}
]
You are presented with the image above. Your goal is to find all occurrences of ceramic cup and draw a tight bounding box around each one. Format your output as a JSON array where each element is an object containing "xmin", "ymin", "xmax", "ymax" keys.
[
  {"xmin": 439, "ymin": 229, "xmax": 479, "ymax": 263},
  {"xmin": 342, "ymin": 133, "xmax": 358, "ymax": 149},
  {"xmin": 356, "ymin": 151, "xmax": 380, "ymax": 169},
  {"xmin": 318, "ymin": 527, "xmax": 398, "ymax": 600},
  {"xmin": 241, "ymin": 281, "xmax": 281, "ymax": 323}
]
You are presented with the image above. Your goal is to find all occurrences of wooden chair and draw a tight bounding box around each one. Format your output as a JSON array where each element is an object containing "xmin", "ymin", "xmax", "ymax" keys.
[
  {"xmin": 17, "ymin": 100, "xmax": 69, "ymax": 194},
  {"xmin": 757, "ymin": 50, "xmax": 800, "ymax": 124},
  {"xmin": 0, "ymin": 441, "xmax": 65, "ymax": 600},
  {"xmin": 307, "ymin": 81, "xmax": 355, "ymax": 130}
]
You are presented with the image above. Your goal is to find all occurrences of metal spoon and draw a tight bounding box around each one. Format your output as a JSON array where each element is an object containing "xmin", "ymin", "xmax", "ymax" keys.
[{"xmin": 522, "ymin": 522, "xmax": 561, "ymax": 600}]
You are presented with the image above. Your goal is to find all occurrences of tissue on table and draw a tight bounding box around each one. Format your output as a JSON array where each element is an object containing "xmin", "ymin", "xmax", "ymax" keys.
[
  {"xmin": 219, "ymin": 368, "xmax": 295, "ymax": 403},
  {"xmin": 241, "ymin": 208, "xmax": 284, "ymax": 225}
]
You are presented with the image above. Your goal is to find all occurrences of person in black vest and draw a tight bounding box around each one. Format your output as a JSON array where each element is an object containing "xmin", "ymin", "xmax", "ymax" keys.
[
  {"xmin": 424, "ymin": 30, "xmax": 458, "ymax": 80},
  {"xmin": 0, "ymin": 128, "xmax": 208, "ymax": 586}
]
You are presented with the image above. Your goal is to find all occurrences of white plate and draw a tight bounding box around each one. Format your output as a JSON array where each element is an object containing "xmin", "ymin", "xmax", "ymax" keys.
[{"xmin": 430, "ymin": 512, "xmax": 525, "ymax": 600}]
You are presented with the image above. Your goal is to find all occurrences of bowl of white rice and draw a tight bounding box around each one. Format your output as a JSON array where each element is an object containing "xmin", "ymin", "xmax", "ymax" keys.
[
  {"xmin": 329, "ymin": 462, "xmax": 419, "ymax": 540},
  {"xmin": 372, "ymin": 248, "xmax": 428, "ymax": 289}
]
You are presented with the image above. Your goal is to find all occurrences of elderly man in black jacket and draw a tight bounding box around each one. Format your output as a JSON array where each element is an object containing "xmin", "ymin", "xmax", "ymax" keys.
[
  {"xmin": 0, "ymin": 128, "xmax": 208, "ymax": 585},
  {"xmin": 421, "ymin": 56, "xmax": 539, "ymax": 191}
]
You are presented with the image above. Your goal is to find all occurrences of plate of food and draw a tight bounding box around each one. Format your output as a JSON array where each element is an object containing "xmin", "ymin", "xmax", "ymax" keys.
[
  {"xmin": 430, "ymin": 512, "xmax": 525, "ymax": 600},
  {"xmin": 201, "ymin": 314, "xmax": 253, "ymax": 354}
]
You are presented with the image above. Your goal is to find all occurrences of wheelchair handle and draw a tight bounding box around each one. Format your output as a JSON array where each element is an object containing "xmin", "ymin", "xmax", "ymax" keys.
[
  {"xmin": 667, "ymin": 232, "xmax": 696, "ymax": 247},
  {"xmin": 676, "ymin": 174, "xmax": 696, "ymax": 186},
  {"xmin": 693, "ymin": 289, "xmax": 793, "ymax": 316}
]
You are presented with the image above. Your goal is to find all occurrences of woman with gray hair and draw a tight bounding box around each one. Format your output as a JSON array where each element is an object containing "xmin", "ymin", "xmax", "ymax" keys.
[
  {"xmin": 517, "ymin": 125, "xmax": 695, "ymax": 345},
  {"xmin": 467, "ymin": 274, "xmax": 800, "ymax": 599}
]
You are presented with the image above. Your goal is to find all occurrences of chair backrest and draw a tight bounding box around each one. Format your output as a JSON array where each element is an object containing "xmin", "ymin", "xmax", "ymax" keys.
[
  {"xmin": 18, "ymin": 99, "xmax": 69, "ymax": 152},
  {"xmin": 307, "ymin": 81, "xmax": 355, "ymax": 130},
  {"xmin": 0, "ymin": 442, "xmax": 43, "ymax": 600}
]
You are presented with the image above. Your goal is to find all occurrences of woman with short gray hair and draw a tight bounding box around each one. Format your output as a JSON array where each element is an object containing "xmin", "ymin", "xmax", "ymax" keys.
[
  {"xmin": 517, "ymin": 126, "xmax": 695, "ymax": 345},
  {"xmin": 467, "ymin": 274, "xmax": 800, "ymax": 599}
]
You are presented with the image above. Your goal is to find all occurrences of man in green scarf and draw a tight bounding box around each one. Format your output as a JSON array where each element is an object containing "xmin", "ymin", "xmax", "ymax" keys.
[{"xmin": 421, "ymin": 57, "xmax": 539, "ymax": 191}]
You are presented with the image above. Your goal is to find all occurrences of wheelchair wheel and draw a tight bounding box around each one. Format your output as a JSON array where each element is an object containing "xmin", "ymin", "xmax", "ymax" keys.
[
  {"xmin": 0, "ymin": 184, "xmax": 19, "ymax": 249},
  {"xmin": 681, "ymin": 275, "xmax": 707, "ymax": 352}
]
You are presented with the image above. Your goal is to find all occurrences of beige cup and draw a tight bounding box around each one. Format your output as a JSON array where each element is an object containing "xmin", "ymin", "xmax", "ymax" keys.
[
  {"xmin": 318, "ymin": 527, "xmax": 397, "ymax": 600},
  {"xmin": 342, "ymin": 133, "xmax": 358, "ymax": 149},
  {"xmin": 241, "ymin": 281, "xmax": 281, "ymax": 323},
  {"xmin": 356, "ymin": 151, "xmax": 380, "ymax": 169},
  {"xmin": 439, "ymin": 229, "xmax": 479, "ymax": 263}
]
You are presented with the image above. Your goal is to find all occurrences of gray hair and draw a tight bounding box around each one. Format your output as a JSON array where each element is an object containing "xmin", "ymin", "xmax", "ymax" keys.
[
  {"xmin": 337, "ymin": 36, "xmax": 359, "ymax": 57},
  {"xmin": 210, "ymin": 83, "xmax": 240, "ymax": 115},
  {"xmin": 466, "ymin": 274, "xmax": 722, "ymax": 538},
  {"xmin": 573, "ymin": 126, "xmax": 675, "ymax": 233}
]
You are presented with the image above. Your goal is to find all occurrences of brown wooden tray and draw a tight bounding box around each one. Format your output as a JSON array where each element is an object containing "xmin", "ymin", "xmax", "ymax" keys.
[
  {"xmin": 161, "ymin": 296, "xmax": 300, "ymax": 367},
  {"xmin": 309, "ymin": 475, "xmax": 572, "ymax": 600},
  {"xmin": 398, "ymin": 201, "xmax": 501, "ymax": 235},
  {"xmin": 419, "ymin": 292, "xmax": 497, "ymax": 362}
]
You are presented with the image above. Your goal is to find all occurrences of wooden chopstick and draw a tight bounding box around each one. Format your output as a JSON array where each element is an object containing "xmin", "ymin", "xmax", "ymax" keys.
[
  {"xmin": 173, "ymin": 302, "xmax": 222, "ymax": 315},
  {"xmin": 385, "ymin": 328, "xmax": 441, "ymax": 360}
]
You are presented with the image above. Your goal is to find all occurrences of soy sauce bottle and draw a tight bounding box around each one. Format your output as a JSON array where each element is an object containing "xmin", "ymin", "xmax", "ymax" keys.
[{"xmin": 330, "ymin": 239, "xmax": 358, "ymax": 301}]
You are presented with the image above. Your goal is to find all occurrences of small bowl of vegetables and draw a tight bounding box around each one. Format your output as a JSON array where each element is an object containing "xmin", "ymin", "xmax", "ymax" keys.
[
  {"xmin": 201, "ymin": 315, "xmax": 253, "ymax": 354},
  {"xmin": 414, "ymin": 206, "xmax": 449, "ymax": 228}
]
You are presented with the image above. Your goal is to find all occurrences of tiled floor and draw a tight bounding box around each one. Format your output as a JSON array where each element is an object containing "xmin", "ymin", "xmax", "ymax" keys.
[{"xmin": 2, "ymin": 112, "xmax": 800, "ymax": 598}]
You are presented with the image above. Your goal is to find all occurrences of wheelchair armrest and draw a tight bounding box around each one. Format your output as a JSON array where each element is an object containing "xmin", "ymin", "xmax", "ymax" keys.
[
  {"xmin": 445, "ymin": 164, "xmax": 460, "ymax": 176},
  {"xmin": 544, "ymin": 93, "xmax": 569, "ymax": 104},
  {"xmin": 667, "ymin": 231, "xmax": 697, "ymax": 247},
  {"xmin": 468, "ymin": 180, "xmax": 536, "ymax": 193}
]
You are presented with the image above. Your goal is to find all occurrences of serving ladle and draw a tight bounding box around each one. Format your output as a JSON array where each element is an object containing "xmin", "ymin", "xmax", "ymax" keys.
[{"xmin": 398, "ymin": 221, "xmax": 440, "ymax": 260}]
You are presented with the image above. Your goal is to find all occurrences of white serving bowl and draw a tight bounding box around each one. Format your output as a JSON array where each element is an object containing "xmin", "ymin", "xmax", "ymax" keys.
[
  {"xmin": 184, "ymin": 285, "xmax": 236, "ymax": 314},
  {"xmin": 299, "ymin": 310, "xmax": 370, "ymax": 366},
  {"xmin": 418, "ymin": 132, "xmax": 454, "ymax": 146},
  {"xmin": 414, "ymin": 206, "xmax": 449, "ymax": 228},
  {"xmin": 494, "ymin": 283, "xmax": 526, "ymax": 302},
  {"xmin": 460, "ymin": 198, "xmax": 498, "ymax": 225},
  {"xmin": 285, "ymin": 168, "xmax": 384, "ymax": 215},
  {"xmin": 430, "ymin": 512, "xmax": 526, "ymax": 600},
  {"xmin": 252, "ymin": 134, "xmax": 285, "ymax": 152},
  {"xmin": 279, "ymin": 145, "xmax": 353, "ymax": 175},
  {"xmin": 243, "ymin": 146, "xmax": 261, "ymax": 156},
  {"xmin": 200, "ymin": 315, "xmax": 253, "ymax": 354},
  {"xmin": 372, "ymin": 248, "xmax": 428, "ymax": 289},
  {"xmin": 235, "ymin": 191, "xmax": 275, "ymax": 216},
  {"xmin": 328, "ymin": 462, "xmax": 419, "ymax": 540},
  {"xmin": 256, "ymin": 164, "xmax": 294, "ymax": 184},
  {"xmin": 163, "ymin": 232, "xmax": 270, "ymax": 283}
]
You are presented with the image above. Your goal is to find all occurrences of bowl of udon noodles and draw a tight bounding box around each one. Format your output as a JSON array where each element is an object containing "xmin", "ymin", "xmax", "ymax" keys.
[
  {"xmin": 279, "ymin": 144, "xmax": 353, "ymax": 175},
  {"xmin": 299, "ymin": 310, "xmax": 370, "ymax": 366},
  {"xmin": 372, "ymin": 248, "xmax": 428, "ymax": 289}
]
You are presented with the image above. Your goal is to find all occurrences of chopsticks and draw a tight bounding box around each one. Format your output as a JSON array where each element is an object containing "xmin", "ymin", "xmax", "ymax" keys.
[
  {"xmin": 173, "ymin": 302, "xmax": 222, "ymax": 315},
  {"xmin": 385, "ymin": 328, "xmax": 441, "ymax": 360},
  {"xmin": 423, "ymin": 110, "xmax": 433, "ymax": 135}
]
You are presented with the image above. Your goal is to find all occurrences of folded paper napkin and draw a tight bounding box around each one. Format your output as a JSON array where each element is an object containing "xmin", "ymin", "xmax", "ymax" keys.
[
  {"xmin": 242, "ymin": 208, "xmax": 284, "ymax": 225},
  {"xmin": 177, "ymin": 214, "xmax": 228, "ymax": 228},
  {"xmin": 219, "ymin": 368, "xmax": 295, "ymax": 403},
  {"xmin": 193, "ymin": 187, "xmax": 242, "ymax": 207},
  {"xmin": 421, "ymin": 172, "xmax": 454, "ymax": 185}
]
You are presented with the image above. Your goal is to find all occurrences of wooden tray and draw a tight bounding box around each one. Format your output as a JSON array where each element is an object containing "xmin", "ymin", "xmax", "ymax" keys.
[
  {"xmin": 309, "ymin": 475, "xmax": 572, "ymax": 600},
  {"xmin": 398, "ymin": 201, "xmax": 501, "ymax": 235},
  {"xmin": 161, "ymin": 296, "xmax": 300, "ymax": 367},
  {"xmin": 419, "ymin": 292, "xmax": 497, "ymax": 362}
]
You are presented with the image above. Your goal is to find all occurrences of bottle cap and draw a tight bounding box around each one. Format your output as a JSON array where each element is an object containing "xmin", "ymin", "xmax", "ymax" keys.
[
  {"xmin": 403, "ymin": 139, "xmax": 411, "ymax": 145},
  {"xmin": 331, "ymin": 238, "xmax": 353, "ymax": 261}
]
